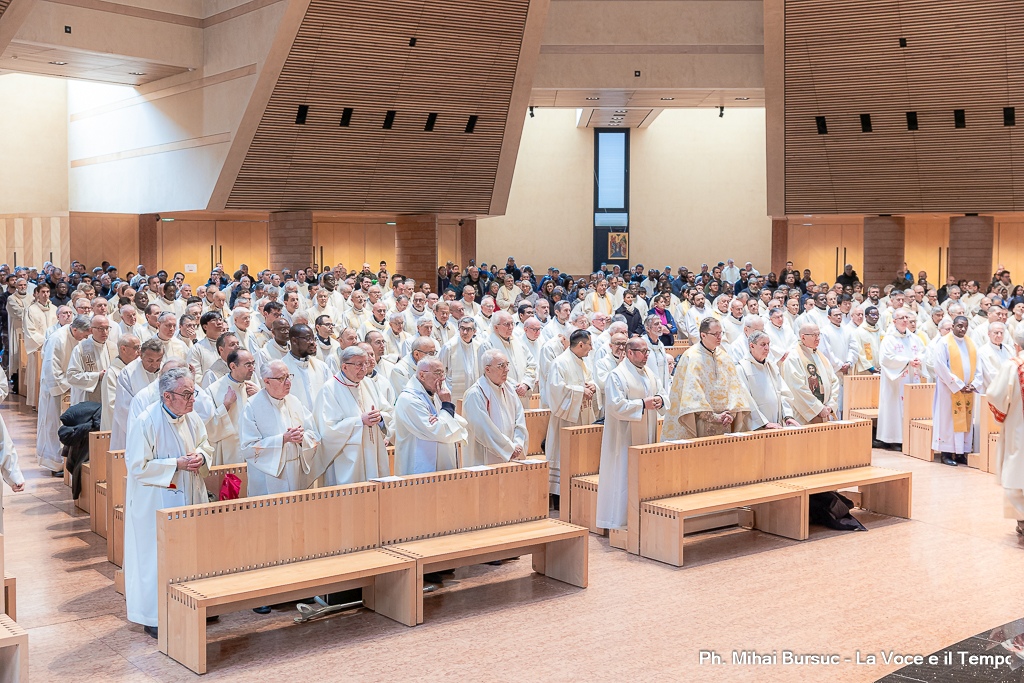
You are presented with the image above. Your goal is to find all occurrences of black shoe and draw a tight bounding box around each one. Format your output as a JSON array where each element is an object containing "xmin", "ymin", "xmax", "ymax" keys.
[
  {"xmin": 941, "ymin": 453, "xmax": 958, "ymax": 466},
  {"xmin": 423, "ymin": 572, "xmax": 445, "ymax": 584},
  {"xmin": 144, "ymin": 625, "xmax": 158, "ymax": 639},
  {"xmin": 206, "ymin": 615, "xmax": 219, "ymax": 624},
  {"xmin": 485, "ymin": 560, "xmax": 503, "ymax": 566},
  {"xmin": 887, "ymin": 443, "xmax": 903, "ymax": 452},
  {"xmin": 50, "ymin": 469, "xmax": 64, "ymax": 477},
  {"xmin": 252, "ymin": 606, "xmax": 272, "ymax": 614},
  {"xmin": 549, "ymin": 494, "xmax": 560, "ymax": 511},
  {"xmin": 955, "ymin": 454, "xmax": 969, "ymax": 465}
]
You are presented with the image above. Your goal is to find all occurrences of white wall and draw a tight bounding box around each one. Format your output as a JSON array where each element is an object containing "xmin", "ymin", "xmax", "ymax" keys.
[
  {"xmin": 478, "ymin": 107, "xmax": 771, "ymax": 275},
  {"xmin": 0, "ymin": 73, "xmax": 68, "ymax": 214}
]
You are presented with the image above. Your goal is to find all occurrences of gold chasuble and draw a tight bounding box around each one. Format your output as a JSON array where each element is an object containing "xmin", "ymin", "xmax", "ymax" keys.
[{"xmin": 663, "ymin": 343, "xmax": 752, "ymax": 439}]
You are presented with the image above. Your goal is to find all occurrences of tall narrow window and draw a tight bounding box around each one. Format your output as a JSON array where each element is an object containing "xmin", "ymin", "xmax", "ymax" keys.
[{"xmin": 594, "ymin": 129, "xmax": 629, "ymax": 271}]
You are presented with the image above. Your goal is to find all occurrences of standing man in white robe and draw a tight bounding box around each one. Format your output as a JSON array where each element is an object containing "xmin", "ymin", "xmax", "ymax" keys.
[
  {"xmin": 154, "ymin": 312, "xmax": 189, "ymax": 363},
  {"xmin": 543, "ymin": 301, "xmax": 573, "ymax": 342},
  {"xmin": 67, "ymin": 314, "xmax": 115, "ymax": 404},
  {"xmin": 24, "ymin": 283, "xmax": 56, "ymax": 408},
  {"xmin": 206, "ymin": 349, "xmax": 259, "ymax": 465},
  {"xmin": 389, "ymin": 336, "xmax": 437, "ymax": 399},
  {"xmin": 766, "ymin": 307, "xmax": 796, "ymax": 364},
  {"xmin": 5, "ymin": 277, "xmax": 28, "ymax": 384},
  {"xmin": 0, "ymin": 365, "xmax": 24, "ymax": 530},
  {"xmin": 738, "ymin": 331, "xmax": 799, "ymax": 430},
  {"xmin": 978, "ymin": 322, "xmax": 1012, "ymax": 392},
  {"xmin": 101, "ymin": 335, "xmax": 140, "ymax": 432},
  {"xmin": 462, "ymin": 349, "xmax": 528, "ymax": 466},
  {"xmin": 876, "ymin": 309, "xmax": 926, "ymax": 449},
  {"xmin": 545, "ymin": 330, "xmax": 598, "ymax": 504},
  {"xmin": 200, "ymin": 332, "xmax": 239, "ymax": 388},
  {"xmin": 317, "ymin": 346, "xmax": 392, "ymax": 484},
  {"xmin": 932, "ymin": 316, "xmax": 983, "ymax": 466},
  {"xmin": 187, "ymin": 312, "xmax": 226, "ymax": 385},
  {"xmin": 480, "ymin": 311, "xmax": 537, "ymax": 409},
  {"xmin": 782, "ymin": 322, "xmax": 840, "ymax": 424},
  {"xmin": 240, "ymin": 360, "xmax": 323, "ymax": 496},
  {"xmin": 985, "ymin": 324, "xmax": 1024, "ymax": 535},
  {"xmin": 124, "ymin": 367, "xmax": 212, "ymax": 639},
  {"xmin": 596, "ymin": 337, "xmax": 669, "ymax": 531},
  {"xmin": 440, "ymin": 317, "xmax": 484, "ymax": 400},
  {"xmin": 393, "ymin": 357, "xmax": 468, "ymax": 475},
  {"xmin": 112, "ymin": 340, "xmax": 164, "ymax": 450}
]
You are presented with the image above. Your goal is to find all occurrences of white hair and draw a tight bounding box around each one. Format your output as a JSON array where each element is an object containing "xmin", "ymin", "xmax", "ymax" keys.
[
  {"xmin": 481, "ymin": 348, "xmax": 507, "ymax": 367},
  {"xmin": 260, "ymin": 359, "xmax": 288, "ymax": 381}
]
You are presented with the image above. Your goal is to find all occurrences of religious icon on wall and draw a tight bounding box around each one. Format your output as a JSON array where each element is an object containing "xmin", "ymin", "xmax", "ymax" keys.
[{"xmin": 608, "ymin": 232, "xmax": 628, "ymax": 259}]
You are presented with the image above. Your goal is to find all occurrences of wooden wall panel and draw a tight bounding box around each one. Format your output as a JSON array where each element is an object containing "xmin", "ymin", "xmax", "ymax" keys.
[
  {"xmin": 216, "ymin": 221, "xmax": 269, "ymax": 277},
  {"xmin": 786, "ymin": 222, "xmax": 861, "ymax": 283},
  {"xmin": 904, "ymin": 216, "xmax": 949, "ymax": 286},
  {"xmin": 70, "ymin": 213, "xmax": 139, "ymax": 273},
  {"xmin": 783, "ymin": 0, "xmax": 1024, "ymax": 214},
  {"xmin": 0, "ymin": 214, "xmax": 70, "ymax": 269},
  {"xmin": 268, "ymin": 211, "xmax": 313, "ymax": 274},
  {"xmin": 862, "ymin": 216, "xmax": 905, "ymax": 287},
  {"xmin": 395, "ymin": 215, "xmax": 439, "ymax": 285},
  {"xmin": 315, "ymin": 221, "xmax": 398, "ymax": 275},
  {"xmin": 948, "ymin": 215, "xmax": 994, "ymax": 283},
  {"xmin": 994, "ymin": 221, "xmax": 1024, "ymax": 284},
  {"xmin": 159, "ymin": 220, "xmax": 216, "ymax": 288}
]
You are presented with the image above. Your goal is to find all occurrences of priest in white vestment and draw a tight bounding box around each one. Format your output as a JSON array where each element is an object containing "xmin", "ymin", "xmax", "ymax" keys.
[
  {"xmin": 462, "ymin": 349, "xmax": 528, "ymax": 466},
  {"xmin": 985, "ymin": 325, "xmax": 1024, "ymax": 534},
  {"xmin": 765, "ymin": 307, "xmax": 796, "ymax": 364},
  {"xmin": 545, "ymin": 330, "xmax": 598, "ymax": 498},
  {"xmin": 737, "ymin": 331, "xmax": 799, "ymax": 430},
  {"xmin": 200, "ymin": 332, "xmax": 240, "ymax": 388},
  {"xmin": 594, "ymin": 333, "xmax": 628, "ymax": 408},
  {"xmin": 393, "ymin": 357, "xmax": 468, "ymax": 474},
  {"xmin": 537, "ymin": 333, "xmax": 569, "ymax": 409},
  {"xmin": 479, "ymin": 311, "xmax": 537, "ymax": 409},
  {"xmin": 316, "ymin": 347, "xmax": 391, "ymax": 484},
  {"xmin": 543, "ymin": 301, "xmax": 573, "ymax": 342},
  {"xmin": 280, "ymin": 324, "xmax": 331, "ymax": 408},
  {"xmin": 596, "ymin": 338, "xmax": 669, "ymax": 530},
  {"xmin": 441, "ymin": 317, "xmax": 485, "ymax": 401},
  {"xmin": 383, "ymin": 313, "xmax": 409, "ymax": 363},
  {"xmin": 241, "ymin": 360, "xmax": 324, "ymax": 495},
  {"xmin": 876, "ymin": 310, "xmax": 926, "ymax": 447},
  {"xmin": 642, "ymin": 316, "xmax": 672, "ymax": 395},
  {"xmin": 67, "ymin": 315, "xmax": 115, "ymax": 404},
  {"xmin": 978, "ymin": 322, "xmax": 1013, "ymax": 392},
  {"xmin": 206, "ymin": 350, "xmax": 260, "ymax": 466},
  {"xmin": 0, "ymin": 366, "xmax": 25, "ymax": 530},
  {"xmin": 101, "ymin": 335, "xmax": 140, "ymax": 432},
  {"xmin": 5, "ymin": 278, "xmax": 28, "ymax": 378},
  {"xmin": 186, "ymin": 312, "xmax": 227, "ymax": 385},
  {"xmin": 124, "ymin": 368, "xmax": 212, "ymax": 636},
  {"xmin": 782, "ymin": 322, "xmax": 840, "ymax": 424},
  {"xmin": 112, "ymin": 340, "xmax": 164, "ymax": 450},
  {"xmin": 24, "ymin": 284, "xmax": 57, "ymax": 408},
  {"xmin": 389, "ymin": 336, "xmax": 436, "ymax": 399},
  {"xmin": 151, "ymin": 312, "xmax": 189, "ymax": 364},
  {"xmin": 932, "ymin": 316, "xmax": 983, "ymax": 466},
  {"xmin": 852, "ymin": 307, "xmax": 883, "ymax": 374}
]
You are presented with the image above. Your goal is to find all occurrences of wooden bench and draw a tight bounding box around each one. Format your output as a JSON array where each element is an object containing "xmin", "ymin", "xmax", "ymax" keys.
[
  {"xmin": 907, "ymin": 419, "xmax": 934, "ymax": 461},
  {"xmin": 666, "ymin": 339, "xmax": 691, "ymax": 357},
  {"xmin": 4, "ymin": 576, "xmax": 15, "ymax": 621},
  {"xmin": 203, "ymin": 463, "xmax": 249, "ymax": 501},
  {"xmin": 901, "ymin": 383, "xmax": 935, "ymax": 455},
  {"xmin": 628, "ymin": 420, "xmax": 912, "ymax": 565},
  {"xmin": 0, "ymin": 534, "xmax": 27, "ymax": 683},
  {"xmin": 842, "ymin": 374, "xmax": 879, "ymax": 420},
  {"xmin": 379, "ymin": 462, "xmax": 588, "ymax": 624},
  {"xmin": 89, "ymin": 431, "xmax": 110, "ymax": 538},
  {"xmin": 906, "ymin": 394, "xmax": 998, "ymax": 471},
  {"xmin": 525, "ymin": 409, "xmax": 550, "ymax": 456},
  {"xmin": 107, "ymin": 450, "xmax": 126, "ymax": 567},
  {"xmin": 158, "ymin": 483, "xmax": 418, "ymax": 674},
  {"xmin": 559, "ymin": 425, "xmax": 604, "ymax": 531}
]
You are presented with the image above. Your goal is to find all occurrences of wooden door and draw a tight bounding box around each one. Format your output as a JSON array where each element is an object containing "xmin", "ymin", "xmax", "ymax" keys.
[
  {"xmin": 160, "ymin": 221, "xmax": 215, "ymax": 289},
  {"xmin": 994, "ymin": 222, "xmax": 1024, "ymax": 286},
  {"xmin": 905, "ymin": 217, "xmax": 949, "ymax": 286},
  {"xmin": 216, "ymin": 221, "xmax": 269, "ymax": 277}
]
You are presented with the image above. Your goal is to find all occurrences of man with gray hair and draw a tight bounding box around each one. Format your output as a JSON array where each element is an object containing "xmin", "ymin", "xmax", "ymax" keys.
[
  {"xmin": 394, "ymin": 356, "xmax": 468, "ymax": 475},
  {"xmin": 726, "ymin": 314, "xmax": 765, "ymax": 364},
  {"xmin": 101, "ymin": 334, "xmax": 141, "ymax": 433},
  {"xmin": 384, "ymin": 311, "xmax": 408, "ymax": 363},
  {"xmin": 480, "ymin": 311, "xmax": 536, "ymax": 408},
  {"xmin": 67, "ymin": 314, "xmax": 115, "ymax": 404},
  {"xmin": 37, "ymin": 314, "xmax": 91, "ymax": 473},
  {"xmin": 124, "ymin": 366, "xmax": 212, "ymax": 639},
  {"xmin": 876, "ymin": 308, "xmax": 926, "ymax": 449},
  {"xmin": 737, "ymin": 331, "xmax": 798, "ymax": 430},
  {"xmin": 462, "ymin": 349, "xmax": 528, "ymax": 466},
  {"xmin": 317, "ymin": 346, "xmax": 391, "ymax": 484},
  {"xmin": 112, "ymin": 339, "xmax": 164, "ymax": 450},
  {"xmin": 978, "ymin": 321, "xmax": 1012, "ymax": 392},
  {"xmin": 984, "ymin": 324, "xmax": 1024, "ymax": 533},
  {"xmin": 440, "ymin": 318, "xmax": 485, "ymax": 400},
  {"xmin": 390, "ymin": 336, "xmax": 437, "ymax": 398}
]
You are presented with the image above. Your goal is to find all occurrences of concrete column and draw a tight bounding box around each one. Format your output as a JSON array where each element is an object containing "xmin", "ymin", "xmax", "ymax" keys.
[
  {"xmin": 862, "ymin": 217, "xmax": 905, "ymax": 287},
  {"xmin": 395, "ymin": 215, "xmax": 439, "ymax": 285},
  {"xmin": 268, "ymin": 211, "xmax": 314, "ymax": 273},
  {"xmin": 948, "ymin": 216, "xmax": 994, "ymax": 284}
]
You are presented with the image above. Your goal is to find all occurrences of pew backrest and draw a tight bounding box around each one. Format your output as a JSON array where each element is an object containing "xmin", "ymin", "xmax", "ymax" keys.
[
  {"xmin": 204, "ymin": 463, "xmax": 249, "ymax": 500},
  {"xmin": 559, "ymin": 425, "xmax": 605, "ymax": 522},
  {"xmin": 89, "ymin": 431, "xmax": 111, "ymax": 484},
  {"xmin": 108, "ymin": 450, "xmax": 126, "ymax": 510},
  {"xmin": 524, "ymin": 409, "xmax": 551, "ymax": 456},
  {"xmin": 377, "ymin": 462, "xmax": 549, "ymax": 545},
  {"xmin": 842, "ymin": 374, "xmax": 880, "ymax": 419}
]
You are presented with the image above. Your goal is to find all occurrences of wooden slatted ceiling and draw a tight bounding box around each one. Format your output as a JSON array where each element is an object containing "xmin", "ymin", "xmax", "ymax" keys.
[
  {"xmin": 226, "ymin": 0, "xmax": 531, "ymax": 213},
  {"xmin": 0, "ymin": 2, "xmax": 10, "ymax": 18},
  {"xmin": 784, "ymin": 0, "xmax": 1024, "ymax": 214}
]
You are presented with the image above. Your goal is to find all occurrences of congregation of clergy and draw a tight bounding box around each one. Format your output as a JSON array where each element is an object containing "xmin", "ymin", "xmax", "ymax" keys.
[{"xmin": 2, "ymin": 253, "xmax": 1024, "ymax": 641}]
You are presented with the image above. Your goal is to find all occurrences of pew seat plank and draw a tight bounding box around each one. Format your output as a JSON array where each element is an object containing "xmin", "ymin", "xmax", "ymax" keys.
[
  {"xmin": 0, "ymin": 613, "xmax": 28, "ymax": 683},
  {"xmin": 389, "ymin": 518, "xmax": 588, "ymax": 624},
  {"xmin": 167, "ymin": 549, "xmax": 417, "ymax": 674},
  {"xmin": 640, "ymin": 483, "xmax": 807, "ymax": 566},
  {"xmin": 778, "ymin": 466, "xmax": 912, "ymax": 518},
  {"xmin": 848, "ymin": 408, "xmax": 879, "ymax": 421}
]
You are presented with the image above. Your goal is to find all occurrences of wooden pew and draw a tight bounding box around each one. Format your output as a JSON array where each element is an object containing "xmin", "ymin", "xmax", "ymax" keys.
[
  {"xmin": 157, "ymin": 483, "xmax": 418, "ymax": 675},
  {"xmin": 379, "ymin": 462, "xmax": 588, "ymax": 624},
  {"xmin": 203, "ymin": 463, "xmax": 249, "ymax": 501},
  {"xmin": 627, "ymin": 420, "xmax": 912, "ymax": 565},
  {"xmin": 525, "ymin": 409, "xmax": 550, "ymax": 456},
  {"xmin": 907, "ymin": 394, "xmax": 999, "ymax": 470},
  {"xmin": 89, "ymin": 431, "xmax": 110, "ymax": 538},
  {"xmin": 77, "ymin": 462, "xmax": 91, "ymax": 513},
  {"xmin": 666, "ymin": 340, "xmax": 691, "ymax": 358},
  {"xmin": 107, "ymin": 450, "xmax": 126, "ymax": 567},
  {"xmin": 529, "ymin": 393, "xmax": 540, "ymax": 409},
  {"xmin": 4, "ymin": 576, "xmax": 16, "ymax": 621},
  {"xmin": 560, "ymin": 425, "xmax": 604, "ymax": 533},
  {"xmin": 0, "ymin": 534, "xmax": 28, "ymax": 683},
  {"xmin": 901, "ymin": 383, "xmax": 935, "ymax": 456},
  {"xmin": 842, "ymin": 374, "xmax": 879, "ymax": 420}
]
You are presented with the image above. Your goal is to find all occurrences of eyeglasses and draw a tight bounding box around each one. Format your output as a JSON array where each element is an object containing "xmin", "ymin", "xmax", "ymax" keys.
[
  {"xmin": 491, "ymin": 362, "xmax": 510, "ymax": 369},
  {"xmin": 266, "ymin": 374, "xmax": 294, "ymax": 383},
  {"xmin": 167, "ymin": 390, "xmax": 195, "ymax": 401},
  {"xmin": 629, "ymin": 347, "xmax": 650, "ymax": 354},
  {"xmin": 240, "ymin": 361, "xmax": 256, "ymax": 368}
]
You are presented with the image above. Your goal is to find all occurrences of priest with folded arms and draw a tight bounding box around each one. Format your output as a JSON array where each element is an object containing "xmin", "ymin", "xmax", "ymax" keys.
[
  {"xmin": 124, "ymin": 367, "xmax": 212, "ymax": 639},
  {"xmin": 596, "ymin": 337, "xmax": 669, "ymax": 531},
  {"xmin": 112, "ymin": 339, "xmax": 163, "ymax": 450},
  {"xmin": 932, "ymin": 316, "xmax": 983, "ymax": 466},
  {"xmin": 206, "ymin": 349, "xmax": 260, "ymax": 466},
  {"xmin": 462, "ymin": 349, "xmax": 528, "ymax": 466},
  {"xmin": 393, "ymin": 357, "xmax": 468, "ymax": 475},
  {"xmin": 876, "ymin": 309, "xmax": 926, "ymax": 449},
  {"xmin": 316, "ymin": 346, "xmax": 391, "ymax": 484},
  {"xmin": 985, "ymin": 324, "xmax": 1024, "ymax": 535},
  {"xmin": 241, "ymin": 359, "xmax": 323, "ymax": 496},
  {"xmin": 545, "ymin": 330, "xmax": 598, "ymax": 502}
]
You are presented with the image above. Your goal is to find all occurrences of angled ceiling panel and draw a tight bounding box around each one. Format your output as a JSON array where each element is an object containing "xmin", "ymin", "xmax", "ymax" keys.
[{"xmin": 225, "ymin": 0, "xmax": 535, "ymax": 213}]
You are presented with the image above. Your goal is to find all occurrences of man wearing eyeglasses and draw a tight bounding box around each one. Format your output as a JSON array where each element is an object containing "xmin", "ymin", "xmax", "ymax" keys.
[
  {"xmin": 389, "ymin": 336, "xmax": 437, "ymax": 398},
  {"xmin": 781, "ymin": 322, "xmax": 840, "ymax": 425},
  {"xmin": 394, "ymin": 356, "xmax": 468, "ymax": 475},
  {"xmin": 313, "ymin": 314, "xmax": 340, "ymax": 363},
  {"xmin": 281, "ymin": 324, "xmax": 331, "ymax": 409},
  {"xmin": 67, "ymin": 314, "xmax": 116, "ymax": 404},
  {"xmin": 124, "ymin": 366, "xmax": 212, "ymax": 639},
  {"xmin": 462, "ymin": 349, "xmax": 528, "ymax": 467},
  {"xmin": 101, "ymin": 334, "xmax": 140, "ymax": 433},
  {"xmin": 206, "ymin": 349, "xmax": 260, "ymax": 466},
  {"xmin": 480, "ymin": 311, "xmax": 536, "ymax": 409}
]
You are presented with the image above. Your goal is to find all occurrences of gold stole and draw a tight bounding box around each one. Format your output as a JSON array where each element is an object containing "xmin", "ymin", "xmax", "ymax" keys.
[{"xmin": 947, "ymin": 335, "xmax": 977, "ymax": 432}]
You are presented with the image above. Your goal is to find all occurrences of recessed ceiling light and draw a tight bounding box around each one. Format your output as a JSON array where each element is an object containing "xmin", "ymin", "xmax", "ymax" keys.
[
  {"xmin": 614, "ymin": 110, "xmax": 627, "ymax": 114},
  {"xmin": 735, "ymin": 97, "xmax": 750, "ymax": 101},
  {"xmin": 585, "ymin": 97, "xmax": 600, "ymax": 101},
  {"xmin": 49, "ymin": 61, "xmax": 67, "ymax": 65},
  {"xmin": 129, "ymin": 71, "xmax": 146, "ymax": 75},
  {"xmin": 660, "ymin": 97, "xmax": 674, "ymax": 101}
]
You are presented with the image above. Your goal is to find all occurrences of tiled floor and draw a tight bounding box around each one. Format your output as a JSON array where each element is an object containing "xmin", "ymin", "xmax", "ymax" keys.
[{"xmin": 4, "ymin": 392, "xmax": 1024, "ymax": 682}]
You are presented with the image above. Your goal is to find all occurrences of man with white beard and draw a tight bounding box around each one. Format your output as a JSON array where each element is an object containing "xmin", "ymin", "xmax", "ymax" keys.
[
  {"xmin": 317, "ymin": 346, "xmax": 392, "ymax": 484},
  {"xmin": 112, "ymin": 339, "xmax": 164, "ymax": 450},
  {"xmin": 37, "ymin": 315, "xmax": 90, "ymax": 474},
  {"xmin": 978, "ymin": 321, "xmax": 1013, "ymax": 392},
  {"xmin": 24, "ymin": 283, "xmax": 57, "ymax": 408},
  {"xmin": 124, "ymin": 367, "xmax": 212, "ymax": 639},
  {"xmin": 101, "ymin": 335, "xmax": 140, "ymax": 432},
  {"xmin": 281, "ymin": 324, "xmax": 331, "ymax": 408},
  {"xmin": 737, "ymin": 331, "xmax": 799, "ymax": 430},
  {"xmin": 596, "ymin": 337, "xmax": 669, "ymax": 531},
  {"xmin": 440, "ymin": 317, "xmax": 484, "ymax": 400},
  {"xmin": 206, "ymin": 349, "xmax": 260, "ymax": 466},
  {"xmin": 462, "ymin": 349, "xmax": 528, "ymax": 466},
  {"xmin": 480, "ymin": 311, "xmax": 536, "ymax": 409},
  {"xmin": 67, "ymin": 315, "xmax": 115, "ymax": 404},
  {"xmin": 390, "ymin": 336, "xmax": 437, "ymax": 399},
  {"xmin": 240, "ymin": 360, "xmax": 323, "ymax": 496},
  {"xmin": 545, "ymin": 330, "xmax": 598, "ymax": 505},
  {"xmin": 394, "ymin": 357, "xmax": 468, "ymax": 475}
]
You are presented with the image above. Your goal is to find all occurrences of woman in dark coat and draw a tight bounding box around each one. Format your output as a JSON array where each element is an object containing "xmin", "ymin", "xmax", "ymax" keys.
[{"xmin": 615, "ymin": 290, "xmax": 645, "ymax": 337}]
